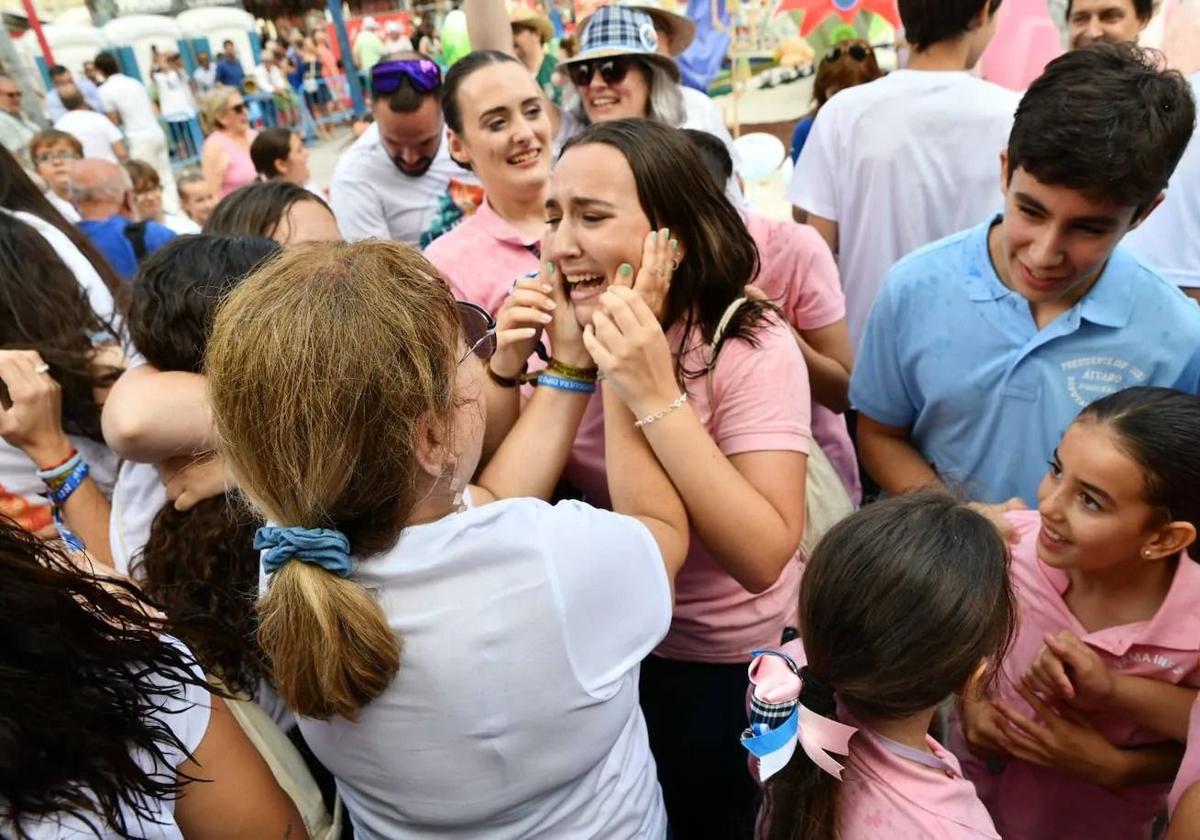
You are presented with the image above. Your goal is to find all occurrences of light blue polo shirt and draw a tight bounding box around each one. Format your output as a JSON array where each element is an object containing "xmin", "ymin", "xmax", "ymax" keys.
[{"xmin": 850, "ymin": 217, "xmax": 1200, "ymax": 505}]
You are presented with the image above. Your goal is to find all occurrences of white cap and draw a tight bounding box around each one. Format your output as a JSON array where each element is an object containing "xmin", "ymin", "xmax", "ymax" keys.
[
  {"xmin": 385, "ymin": 20, "xmax": 402, "ymax": 33},
  {"xmin": 363, "ymin": 16, "xmax": 379, "ymax": 30}
]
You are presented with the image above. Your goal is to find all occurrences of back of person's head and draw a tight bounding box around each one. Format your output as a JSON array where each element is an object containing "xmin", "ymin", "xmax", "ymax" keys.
[
  {"xmin": 0, "ymin": 515, "xmax": 208, "ymax": 835},
  {"xmin": 29, "ymin": 129, "xmax": 83, "ymax": 161},
  {"xmin": 129, "ymin": 235, "xmax": 280, "ymax": 696},
  {"xmin": 898, "ymin": 0, "xmax": 1001, "ymax": 51},
  {"xmin": 60, "ymin": 86, "xmax": 85, "ymax": 111},
  {"xmin": 765, "ymin": 490, "xmax": 1014, "ymax": 840},
  {"xmin": 562, "ymin": 119, "xmax": 764, "ymax": 366},
  {"xmin": 69, "ymin": 158, "xmax": 131, "ymax": 211},
  {"xmin": 122, "ymin": 158, "xmax": 159, "ymax": 194},
  {"xmin": 812, "ymin": 39, "xmax": 883, "ymax": 108},
  {"xmin": 206, "ymin": 240, "xmax": 463, "ymax": 719},
  {"xmin": 682, "ymin": 127, "xmax": 734, "ymax": 188},
  {"xmin": 203, "ymin": 180, "xmax": 331, "ymax": 240},
  {"xmin": 1077, "ymin": 387, "xmax": 1200, "ymax": 540},
  {"xmin": 249, "ymin": 127, "xmax": 293, "ymax": 179},
  {"xmin": 0, "ymin": 144, "xmax": 125, "ymax": 301},
  {"xmin": 441, "ymin": 49, "xmax": 523, "ymax": 134},
  {"xmin": 93, "ymin": 52, "xmax": 119, "ymax": 78},
  {"xmin": 0, "ymin": 211, "xmax": 118, "ymax": 442},
  {"xmin": 1008, "ymin": 43, "xmax": 1196, "ymax": 210}
]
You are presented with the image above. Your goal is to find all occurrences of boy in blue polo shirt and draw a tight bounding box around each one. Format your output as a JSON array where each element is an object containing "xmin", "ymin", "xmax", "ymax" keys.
[{"xmin": 850, "ymin": 43, "xmax": 1200, "ymax": 505}]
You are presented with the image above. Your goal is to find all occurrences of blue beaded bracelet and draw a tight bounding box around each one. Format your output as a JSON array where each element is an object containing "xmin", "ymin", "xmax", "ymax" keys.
[{"xmin": 537, "ymin": 372, "xmax": 597, "ymax": 394}]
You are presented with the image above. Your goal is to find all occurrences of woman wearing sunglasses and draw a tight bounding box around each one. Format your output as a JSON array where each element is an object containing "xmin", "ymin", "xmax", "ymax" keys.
[
  {"xmin": 205, "ymin": 239, "xmax": 689, "ymax": 838},
  {"xmin": 200, "ymin": 86, "xmax": 259, "ymax": 199},
  {"xmin": 790, "ymin": 38, "xmax": 883, "ymax": 165}
]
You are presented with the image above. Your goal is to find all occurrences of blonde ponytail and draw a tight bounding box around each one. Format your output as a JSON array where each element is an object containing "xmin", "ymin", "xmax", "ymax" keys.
[{"xmin": 206, "ymin": 241, "xmax": 461, "ymax": 721}]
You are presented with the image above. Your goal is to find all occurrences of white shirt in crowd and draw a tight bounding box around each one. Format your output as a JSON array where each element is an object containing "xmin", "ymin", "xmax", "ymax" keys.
[
  {"xmin": 789, "ymin": 70, "xmax": 1020, "ymax": 350},
  {"xmin": 193, "ymin": 64, "xmax": 217, "ymax": 94},
  {"xmin": 330, "ymin": 122, "xmax": 479, "ymax": 245},
  {"xmin": 44, "ymin": 191, "xmax": 80, "ymax": 222},
  {"xmin": 1123, "ymin": 71, "xmax": 1200, "ymax": 288},
  {"xmin": 152, "ymin": 69, "xmax": 197, "ymax": 118},
  {"xmin": 292, "ymin": 497, "xmax": 671, "ymax": 839},
  {"xmin": 99, "ymin": 73, "xmax": 163, "ymax": 137},
  {"xmin": 14, "ymin": 641, "xmax": 211, "ymax": 839},
  {"xmin": 162, "ymin": 213, "xmax": 201, "ymax": 234},
  {"xmin": 53, "ymin": 109, "xmax": 124, "ymax": 162}
]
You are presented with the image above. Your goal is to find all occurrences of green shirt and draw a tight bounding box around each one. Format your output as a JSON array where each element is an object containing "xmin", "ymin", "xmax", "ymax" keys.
[
  {"xmin": 355, "ymin": 31, "xmax": 387, "ymax": 72},
  {"xmin": 537, "ymin": 52, "xmax": 561, "ymax": 106}
]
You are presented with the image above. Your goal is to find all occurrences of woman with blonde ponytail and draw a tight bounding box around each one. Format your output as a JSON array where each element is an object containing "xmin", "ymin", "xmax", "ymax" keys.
[{"xmin": 206, "ymin": 240, "xmax": 689, "ymax": 838}]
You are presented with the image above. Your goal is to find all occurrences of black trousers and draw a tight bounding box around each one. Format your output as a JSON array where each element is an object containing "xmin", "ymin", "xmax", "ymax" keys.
[{"xmin": 639, "ymin": 654, "xmax": 759, "ymax": 840}]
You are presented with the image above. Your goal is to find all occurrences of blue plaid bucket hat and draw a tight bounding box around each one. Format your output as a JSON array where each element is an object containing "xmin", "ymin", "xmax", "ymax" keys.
[{"xmin": 564, "ymin": 5, "xmax": 681, "ymax": 83}]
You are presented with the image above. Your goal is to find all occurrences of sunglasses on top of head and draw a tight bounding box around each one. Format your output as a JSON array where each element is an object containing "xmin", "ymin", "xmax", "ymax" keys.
[
  {"xmin": 567, "ymin": 56, "xmax": 635, "ymax": 88},
  {"xmin": 825, "ymin": 43, "xmax": 870, "ymax": 63},
  {"xmin": 372, "ymin": 59, "xmax": 443, "ymax": 96},
  {"xmin": 457, "ymin": 301, "xmax": 497, "ymax": 365}
]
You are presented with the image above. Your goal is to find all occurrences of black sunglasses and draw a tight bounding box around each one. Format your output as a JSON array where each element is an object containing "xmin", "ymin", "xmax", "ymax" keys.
[
  {"xmin": 229, "ymin": 102, "xmax": 247, "ymax": 114},
  {"xmin": 567, "ymin": 56, "xmax": 634, "ymax": 88},
  {"xmin": 825, "ymin": 44, "xmax": 870, "ymax": 63},
  {"xmin": 457, "ymin": 301, "xmax": 497, "ymax": 364}
]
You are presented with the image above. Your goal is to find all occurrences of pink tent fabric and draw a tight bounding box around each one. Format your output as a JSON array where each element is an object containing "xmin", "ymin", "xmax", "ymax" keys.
[{"xmin": 980, "ymin": 0, "xmax": 1064, "ymax": 91}]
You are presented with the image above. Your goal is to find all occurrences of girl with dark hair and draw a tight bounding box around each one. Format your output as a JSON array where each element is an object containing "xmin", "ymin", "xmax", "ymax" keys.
[
  {"xmin": 490, "ymin": 117, "xmax": 811, "ymax": 837},
  {"xmin": 0, "ymin": 514, "xmax": 303, "ymax": 837},
  {"xmin": 748, "ymin": 490, "xmax": 1013, "ymax": 840},
  {"xmin": 204, "ymin": 179, "xmax": 339, "ymax": 244},
  {"xmin": 249, "ymin": 126, "xmax": 312, "ymax": 185},
  {"xmin": 424, "ymin": 50, "xmax": 552, "ymax": 315},
  {"xmin": 789, "ymin": 39, "xmax": 883, "ymax": 164},
  {"xmin": 206, "ymin": 239, "xmax": 690, "ymax": 836},
  {"xmin": 955, "ymin": 386, "xmax": 1200, "ymax": 840}
]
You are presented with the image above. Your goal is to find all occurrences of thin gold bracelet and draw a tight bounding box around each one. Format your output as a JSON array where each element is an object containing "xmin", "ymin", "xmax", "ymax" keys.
[{"xmin": 634, "ymin": 393, "xmax": 688, "ymax": 428}]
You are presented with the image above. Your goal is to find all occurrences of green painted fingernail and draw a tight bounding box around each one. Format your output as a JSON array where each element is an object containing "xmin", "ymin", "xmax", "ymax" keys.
[
  {"xmin": 663, "ymin": 227, "xmax": 670, "ymax": 240},
  {"xmin": 544, "ymin": 261, "xmax": 555, "ymax": 273},
  {"xmin": 670, "ymin": 238, "xmax": 679, "ymax": 251},
  {"xmin": 650, "ymin": 231, "xmax": 657, "ymax": 242},
  {"xmin": 618, "ymin": 263, "xmax": 633, "ymax": 277}
]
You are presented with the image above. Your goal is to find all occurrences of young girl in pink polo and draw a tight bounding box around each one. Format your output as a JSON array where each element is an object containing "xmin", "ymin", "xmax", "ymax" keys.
[
  {"xmin": 954, "ymin": 386, "xmax": 1200, "ymax": 839},
  {"xmin": 744, "ymin": 490, "xmax": 1014, "ymax": 839}
]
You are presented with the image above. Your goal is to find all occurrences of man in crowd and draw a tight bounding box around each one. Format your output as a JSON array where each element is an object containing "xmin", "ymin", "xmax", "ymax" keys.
[
  {"xmin": 331, "ymin": 55, "xmax": 479, "ymax": 244},
  {"xmin": 193, "ymin": 51, "xmax": 217, "ymax": 95},
  {"xmin": 54, "ymin": 86, "xmax": 127, "ymax": 163},
  {"xmin": 94, "ymin": 52, "xmax": 180, "ymax": 212},
  {"xmin": 850, "ymin": 43, "xmax": 1200, "ymax": 505},
  {"xmin": 215, "ymin": 40, "xmax": 246, "ymax": 90},
  {"xmin": 354, "ymin": 17, "xmax": 388, "ymax": 75},
  {"xmin": 510, "ymin": 7, "xmax": 559, "ymax": 104},
  {"xmin": 177, "ymin": 171, "xmax": 218, "ymax": 228},
  {"xmin": 72, "ymin": 158, "xmax": 175, "ymax": 280},
  {"xmin": 789, "ymin": 0, "xmax": 1018, "ymax": 353},
  {"xmin": 1066, "ymin": 0, "xmax": 1151, "ymax": 49},
  {"xmin": 44, "ymin": 65, "xmax": 105, "ymax": 122},
  {"xmin": 0, "ymin": 75, "xmax": 40, "ymax": 162}
]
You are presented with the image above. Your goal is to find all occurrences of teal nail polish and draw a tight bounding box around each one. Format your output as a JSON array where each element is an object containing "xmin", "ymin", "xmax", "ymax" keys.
[
  {"xmin": 650, "ymin": 231, "xmax": 657, "ymax": 242},
  {"xmin": 618, "ymin": 264, "xmax": 633, "ymax": 277},
  {"xmin": 663, "ymin": 227, "xmax": 670, "ymax": 240},
  {"xmin": 544, "ymin": 261, "xmax": 555, "ymax": 273}
]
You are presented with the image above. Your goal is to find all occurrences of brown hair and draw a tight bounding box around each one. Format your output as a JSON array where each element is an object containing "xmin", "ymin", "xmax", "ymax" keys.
[
  {"xmin": 765, "ymin": 490, "xmax": 1015, "ymax": 840},
  {"xmin": 30, "ymin": 129, "xmax": 83, "ymax": 160},
  {"xmin": 205, "ymin": 240, "xmax": 462, "ymax": 720},
  {"xmin": 812, "ymin": 39, "xmax": 883, "ymax": 110},
  {"xmin": 122, "ymin": 158, "xmax": 160, "ymax": 192}
]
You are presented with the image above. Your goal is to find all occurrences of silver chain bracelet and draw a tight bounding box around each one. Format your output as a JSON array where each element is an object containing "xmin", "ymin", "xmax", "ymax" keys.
[{"xmin": 634, "ymin": 393, "xmax": 688, "ymax": 428}]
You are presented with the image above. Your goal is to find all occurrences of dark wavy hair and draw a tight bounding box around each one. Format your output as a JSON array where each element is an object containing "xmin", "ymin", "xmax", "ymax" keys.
[
  {"xmin": 764, "ymin": 490, "xmax": 1015, "ymax": 840},
  {"xmin": 559, "ymin": 119, "xmax": 770, "ymax": 379},
  {"xmin": 249, "ymin": 127, "xmax": 295, "ymax": 179},
  {"xmin": 128, "ymin": 235, "xmax": 279, "ymax": 696},
  {"xmin": 0, "ymin": 515, "xmax": 213, "ymax": 838},
  {"xmin": 0, "ymin": 144, "xmax": 126, "ymax": 307},
  {"xmin": 0, "ymin": 212, "xmax": 120, "ymax": 441},
  {"xmin": 203, "ymin": 180, "xmax": 331, "ymax": 240}
]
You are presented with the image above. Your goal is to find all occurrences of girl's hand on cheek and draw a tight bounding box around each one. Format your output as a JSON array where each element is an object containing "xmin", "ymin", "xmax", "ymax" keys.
[
  {"xmin": 614, "ymin": 227, "xmax": 677, "ymax": 321},
  {"xmin": 492, "ymin": 267, "xmax": 557, "ymax": 379},
  {"xmin": 545, "ymin": 259, "xmax": 593, "ymax": 369},
  {"xmin": 582, "ymin": 286, "xmax": 679, "ymax": 419}
]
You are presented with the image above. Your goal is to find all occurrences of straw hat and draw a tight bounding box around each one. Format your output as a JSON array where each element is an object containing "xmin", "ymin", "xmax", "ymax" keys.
[
  {"xmin": 510, "ymin": 6, "xmax": 555, "ymax": 42},
  {"xmin": 562, "ymin": 6, "xmax": 680, "ymax": 82},
  {"xmin": 579, "ymin": 0, "xmax": 696, "ymax": 57}
]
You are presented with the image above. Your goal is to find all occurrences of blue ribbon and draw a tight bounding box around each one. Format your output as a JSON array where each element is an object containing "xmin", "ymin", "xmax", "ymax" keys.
[{"xmin": 254, "ymin": 525, "xmax": 353, "ymax": 577}]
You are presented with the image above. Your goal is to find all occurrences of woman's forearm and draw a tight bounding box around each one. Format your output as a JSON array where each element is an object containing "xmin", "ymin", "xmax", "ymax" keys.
[
  {"xmin": 640, "ymin": 405, "xmax": 806, "ymax": 593},
  {"xmin": 102, "ymin": 367, "xmax": 215, "ymax": 462}
]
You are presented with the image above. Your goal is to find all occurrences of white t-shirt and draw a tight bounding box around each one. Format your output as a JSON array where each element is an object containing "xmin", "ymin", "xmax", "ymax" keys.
[
  {"xmin": 12, "ymin": 641, "xmax": 212, "ymax": 839},
  {"xmin": 99, "ymin": 74, "xmax": 162, "ymax": 137},
  {"xmin": 162, "ymin": 213, "xmax": 201, "ymax": 235},
  {"xmin": 330, "ymin": 123, "xmax": 480, "ymax": 245},
  {"xmin": 192, "ymin": 65, "xmax": 217, "ymax": 94},
  {"xmin": 291, "ymin": 497, "xmax": 671, "ymax": 839},
  {"xmin": 788, "ymin": 70, "xmax": 1020, "ymax": 350},
  {"xmin": 44, "ymin": 191, "xmax": 80, "ymax": 222},
  {"xmin": 1122, "ymin": 72, "xmax": 1200, "ymax": 288},
  {"xmin": 110, "ymin": 459, "xmax": 168, "ymax": 576},
  {"xmin": 54, "ymin": 109, "xmax": 124, "ymax": 162},
  {"xmin": 152, "ymin": 70, "xmax": 197, "ymax": 119}
]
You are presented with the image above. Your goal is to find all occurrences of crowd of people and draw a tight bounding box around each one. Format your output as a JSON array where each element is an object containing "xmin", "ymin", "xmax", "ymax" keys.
[{"xmin": 1, "ymin": 0, "xmax": 1200, "ymax": 836}]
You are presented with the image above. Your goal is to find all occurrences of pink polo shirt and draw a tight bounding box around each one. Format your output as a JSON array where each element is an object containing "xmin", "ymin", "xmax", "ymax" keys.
[
  {"xmin": 564, "ymin": 312, "xmax": 812, "ymax": 664},
  {"xmin": 1169, "ymin": 697, "xmax": 1200, "ymax": 818},
  {"xmin": 949, "ymin": 509, "xmax": 1200, "ymax": 840},
  {"xmin": 763, "ymin": 640, "xmax": 1000, "ymax": 839},
  {"xmin": 423, "ymin": 198, "xmax": 540, "ymax": 315},
  {"xmin": 744, "ymin": 212, "xmax": 860, "ymax": 503}
]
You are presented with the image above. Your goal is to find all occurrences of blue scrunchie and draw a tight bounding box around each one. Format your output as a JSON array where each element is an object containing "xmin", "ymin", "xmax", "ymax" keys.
[{"xmin": 255, "ymin": 526, "xmax": 353, "ymax": 577}]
